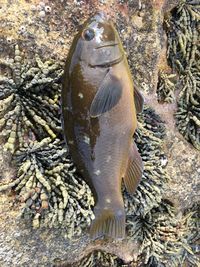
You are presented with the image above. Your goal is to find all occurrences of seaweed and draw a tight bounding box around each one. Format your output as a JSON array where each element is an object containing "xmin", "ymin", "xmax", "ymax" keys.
[
  {"xmin": 127, "ymin": 201, "xmax": 199, "ymax": 267},
  {"xmin": 157, "ymin": 71, "xmax": 177, "ymax": 103},
  {"xmin": 124, "ymin": 106, "xmax": 167, "ymax": 218},
  {"xmin": 176, "ymin": 98, "xmax": 200, "ymax": 150},
  {"xmin": 165, "ymin": 0, "xmax": 200, "ymax": 149},
  {"xmin": 54, "ymin": 250, "xmax": 131, "ymax": 267},
  {"xmin": 76, "ymin": 250, "xmax": 130, "ymax": 267},
  {"xmin": 0, "ymin": 45, "xmax": 63, "ymax": 153},
  {"xmin": 0, "ymin": 137, "xmax": 94, "ymax": 238},
  {"xmin": 124, "ymin": 106, "xmax": 199, "ymax": 266},
  {"xmin": 0, "ymin": 40, "xmax": 199, "ymax": 266}
]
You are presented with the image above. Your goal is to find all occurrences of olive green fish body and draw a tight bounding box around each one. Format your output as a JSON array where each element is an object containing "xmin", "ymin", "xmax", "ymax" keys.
[{"xmin": 62, "ymin": 12, "xmax": 143, "ymax": 239}]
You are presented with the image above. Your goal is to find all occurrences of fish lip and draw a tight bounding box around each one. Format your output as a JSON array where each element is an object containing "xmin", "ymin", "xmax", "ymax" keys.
[
  {"xmin": 89, "ymin": 54, "xmax": 124, "ymax": 68},
  {"xmin": 95, "ymin": 42, "xmax": 119, "ymax": 49}
]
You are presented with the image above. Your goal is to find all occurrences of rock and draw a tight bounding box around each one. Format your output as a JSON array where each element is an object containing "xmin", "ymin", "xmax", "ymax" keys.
[{"xmin": 0, "ymin": 0, "xmax": 199, "ymax": 266}]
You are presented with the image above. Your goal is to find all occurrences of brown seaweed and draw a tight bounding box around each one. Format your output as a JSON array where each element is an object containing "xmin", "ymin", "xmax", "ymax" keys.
[
  {"xmin": 0, "ymin": 45, "xmax": 63, "ymax": 153},
  {"xmin": 165, "ymin": 0, "xmax": 200, "ymax": 150},
  {"xmin": 0, "ymin": 32, "xmax": 199, "ymax": 266},
  {"xmin": 157, "ymin": 71, "xmax": 177, "ymax": 103}
]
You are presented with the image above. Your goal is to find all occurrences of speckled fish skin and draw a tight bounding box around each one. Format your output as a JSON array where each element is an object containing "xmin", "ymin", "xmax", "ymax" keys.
[{"xmin": 62, "ymin": 12, "xmax": 143, "ymax": 240}]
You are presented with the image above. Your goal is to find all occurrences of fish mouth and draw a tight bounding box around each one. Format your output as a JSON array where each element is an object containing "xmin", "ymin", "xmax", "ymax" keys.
[
  {"xmin": 90, "ymin": 54, "xmax": 124, "ymax": 68},
  {"xmin": 95, "ymin": 42, "xmax": 119, "ymax": 49}
]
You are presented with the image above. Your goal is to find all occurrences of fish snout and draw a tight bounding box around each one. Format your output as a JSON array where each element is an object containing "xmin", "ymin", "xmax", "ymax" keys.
[{"xmin": 94, "ymin": 11, "xmax": 108, "ymax": 22}]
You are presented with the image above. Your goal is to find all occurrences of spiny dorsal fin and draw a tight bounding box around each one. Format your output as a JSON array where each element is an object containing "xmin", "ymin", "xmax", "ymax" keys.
[
  {"xmin": 123, "ymin": 142, "xmax": 143, "ymax": 194},
  {"xmin": 90, "ymin": 70, "xmax": 122, "ymax": 118},
  {"xmin": 134, "ymin": 86, "xmax": 144, "ymax": 113},
  {"xmin": 90, "ymin": 208, "xmax": 125, "ymax": 240}
]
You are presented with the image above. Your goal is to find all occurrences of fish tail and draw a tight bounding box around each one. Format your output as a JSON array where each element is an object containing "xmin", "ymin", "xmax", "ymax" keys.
[{"xmin": 90, "ymin": 205, "xmax": 125, "ymax": 240}]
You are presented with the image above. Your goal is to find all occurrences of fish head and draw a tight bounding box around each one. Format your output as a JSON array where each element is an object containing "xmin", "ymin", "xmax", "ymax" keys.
[{"xmin": 73, "ymin": 12, "xmax": 124, "ymax": 67}]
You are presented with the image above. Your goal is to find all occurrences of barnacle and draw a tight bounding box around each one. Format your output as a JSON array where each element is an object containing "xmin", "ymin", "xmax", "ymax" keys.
[
  {"xmin": 166, "ymin": 0, "xmax": 200, "ymax": 149},
  {"xmin": 0, "ymin": 137, "xmax": 94, "ymax": 238},
  {"xmin": 0, "ymin": 45, "xmax": 63, "ymax": 153},
  {"xmin": 157, "ymin": 71, "xmax": 177, "ymax": 103}
]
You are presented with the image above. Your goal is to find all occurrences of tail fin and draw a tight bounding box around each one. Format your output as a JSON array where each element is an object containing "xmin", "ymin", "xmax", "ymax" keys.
[{"xmin": 90, "ymin": 208, "xmax": 125, "ymax": 240}]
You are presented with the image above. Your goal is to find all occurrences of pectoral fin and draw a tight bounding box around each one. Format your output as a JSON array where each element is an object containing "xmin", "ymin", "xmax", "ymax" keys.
[
  {"xmin": 134, "ymin": 86, "xmax": 144, "ymax": 113},
  {"xmin": 123, "ymin": 142, "xmax": 143, "ymax": 194},
  {"xmin": 90, "ymin": 70, "xmax": 122, "ymax": 118}
]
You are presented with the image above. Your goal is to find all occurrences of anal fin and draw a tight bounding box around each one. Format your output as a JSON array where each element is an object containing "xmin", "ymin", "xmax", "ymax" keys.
[{"xmin": 124, "ymin": 142, "xmax": 143, "ymax": 194}]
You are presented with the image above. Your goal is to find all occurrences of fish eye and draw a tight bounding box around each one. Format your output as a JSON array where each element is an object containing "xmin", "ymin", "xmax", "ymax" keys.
[{"xmin": 82, "ymin": 28, "xmax": 95, "ymax": 41}]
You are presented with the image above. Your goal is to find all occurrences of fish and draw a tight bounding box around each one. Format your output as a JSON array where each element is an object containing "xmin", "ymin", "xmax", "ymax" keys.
[{"xmin": 61, "ymin": 11, "xmax": 144, "ymax": 240}]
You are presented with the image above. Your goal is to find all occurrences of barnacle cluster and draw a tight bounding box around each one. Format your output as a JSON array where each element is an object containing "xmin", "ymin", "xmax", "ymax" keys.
[
  {"xmin": 0, "ymin": 45, "xmax": 63, "ymax": 154},
  {"xmin": 157, "ymin": 71, "xmax": 177, "ymax": 103},
  {"xmin": 166, "ymin": 0, "xmax": 200, "ymax": 149}
]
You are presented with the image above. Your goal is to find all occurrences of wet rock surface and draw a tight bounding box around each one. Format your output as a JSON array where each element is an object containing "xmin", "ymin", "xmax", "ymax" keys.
[{"xmin": 0, "ymin": 0, "xmax": 199, "ymax": 266}]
